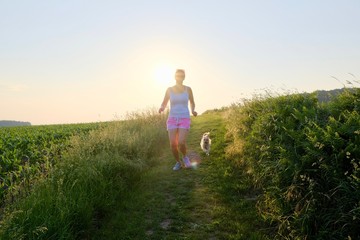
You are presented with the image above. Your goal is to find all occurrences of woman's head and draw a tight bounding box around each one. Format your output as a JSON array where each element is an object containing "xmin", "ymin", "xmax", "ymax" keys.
[{"xmin": 175, "ymin": 69, "xmax": 185, "ymax": 82}]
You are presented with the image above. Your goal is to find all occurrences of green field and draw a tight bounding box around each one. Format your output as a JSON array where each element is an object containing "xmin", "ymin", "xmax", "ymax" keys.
[
  {"xmin": 0, "ymin": 123, "xmax": 104, "ymax": 207},
  {"xmin": 0, "ymin": 90, "xmax": 359, "ymax": 239}
]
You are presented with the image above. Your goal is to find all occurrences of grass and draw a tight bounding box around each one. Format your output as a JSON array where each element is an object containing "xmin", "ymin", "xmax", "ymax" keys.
[
  {"xmin": 2, "ymin": 91, "xmax": 359, "ymax": 239},
  {"xmin": 93, "ymin": 111, "xmax": 270, "ymax": 239},
  {"xmin": 0, "ymin": 110, "xmax": 271, "ymax": 239}
]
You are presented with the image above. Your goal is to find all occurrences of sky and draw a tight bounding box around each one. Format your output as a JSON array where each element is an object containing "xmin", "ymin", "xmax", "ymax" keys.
[{"xmin": 1, "ymin": 1, "xmax": 359, "ymax": 125}]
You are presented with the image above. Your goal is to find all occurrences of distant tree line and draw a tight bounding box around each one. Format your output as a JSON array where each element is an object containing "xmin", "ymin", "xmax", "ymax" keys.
[
  {"xmin": 0, "ymin": 120, "xmax": 31, "ymax": 127},
  {"xmin": 315, "ymin": 88, "xmax": 359, "ymax": 103}
]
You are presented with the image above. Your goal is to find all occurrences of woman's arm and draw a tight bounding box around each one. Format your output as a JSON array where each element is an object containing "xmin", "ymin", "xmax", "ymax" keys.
[
  {"xmin": 188, "ymin": 87, "xmax": 198, "ymax": 116},
  {"xmin": 158, "ymin": 88, "xmax": 170, "ymax": 113}
]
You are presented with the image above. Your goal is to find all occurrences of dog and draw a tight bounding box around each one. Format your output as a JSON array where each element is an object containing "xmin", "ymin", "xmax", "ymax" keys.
[{"xmin": 200, "ymin": 132, "xmax": 212, "ymax": 155}]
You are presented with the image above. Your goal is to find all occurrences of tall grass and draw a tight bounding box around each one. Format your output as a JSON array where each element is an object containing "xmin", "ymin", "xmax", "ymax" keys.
[
  {"xmin": 0, "ymin": 109, "xmax": 168, "ymax": 239},
  {"xmin": 225, "ymin": 89, "xmax": 360, "ymax": 239},
  {"xmin": 0, "ymin": 123, "xmax": 100, "ymax": 208}
]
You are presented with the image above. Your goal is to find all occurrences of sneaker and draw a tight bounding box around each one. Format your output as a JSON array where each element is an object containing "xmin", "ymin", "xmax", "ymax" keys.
[
  {"xmin": 173, "ymin": 162, "xmax": 182, "ymax": 171},
  {"xmin": 183, "ymin": 156, "xmax": 192, "ymax": 168}
]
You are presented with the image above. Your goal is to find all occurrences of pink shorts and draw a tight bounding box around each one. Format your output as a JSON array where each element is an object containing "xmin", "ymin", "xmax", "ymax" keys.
[{"xmin": 167, "ymin": 117, "xmax": 191, "ymax": 130}]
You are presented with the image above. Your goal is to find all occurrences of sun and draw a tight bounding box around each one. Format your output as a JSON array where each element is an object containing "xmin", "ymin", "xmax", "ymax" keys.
[{"xmin": 153, "ymin": 64, "xmax": 174, "ymax": 86}]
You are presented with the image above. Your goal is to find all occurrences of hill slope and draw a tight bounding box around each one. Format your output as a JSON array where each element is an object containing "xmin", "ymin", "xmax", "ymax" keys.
[{"xmin": 0, "ymin": 120, "xmax": 31, "ymax": 127}]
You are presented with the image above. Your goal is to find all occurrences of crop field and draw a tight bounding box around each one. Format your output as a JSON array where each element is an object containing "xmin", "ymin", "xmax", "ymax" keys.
[
  {"xmin": 0, "ymin": 123, "xmax": 104, "ymax": 207},
  {"xmin": 0, "ymin": 111, "xmax": 168, "ymax": 239}
]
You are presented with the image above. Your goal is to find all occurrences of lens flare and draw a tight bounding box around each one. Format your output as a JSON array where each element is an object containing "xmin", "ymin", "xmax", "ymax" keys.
[{"xmin": 188, "ymin": 151, "xmax": 201, "ymax": 170}]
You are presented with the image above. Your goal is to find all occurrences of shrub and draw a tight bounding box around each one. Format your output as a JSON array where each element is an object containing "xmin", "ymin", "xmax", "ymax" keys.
[{"xmin": 225, "ymin": 89, "xmax": 360, "ymax": 239}]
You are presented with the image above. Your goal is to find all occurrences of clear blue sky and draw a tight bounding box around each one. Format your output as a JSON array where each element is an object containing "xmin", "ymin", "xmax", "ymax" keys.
[{"xmin": 1, "ymin": 1, "xmax": 359, "ymax": 124}]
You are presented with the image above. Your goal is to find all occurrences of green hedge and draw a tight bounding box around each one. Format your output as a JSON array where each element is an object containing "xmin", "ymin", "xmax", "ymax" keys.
[{"xmin": 226, "ymin": 90, "xmax": 360, "ymax": 239}]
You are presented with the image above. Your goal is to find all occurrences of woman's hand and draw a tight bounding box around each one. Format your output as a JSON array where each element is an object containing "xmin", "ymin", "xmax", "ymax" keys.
[
  {"xmin": 158, "ymin": 106, "xmax": 165, "ymax": 113},
  {"xmin": 192, "ymin": 110, "xmax": 198, "ymax": 117}
]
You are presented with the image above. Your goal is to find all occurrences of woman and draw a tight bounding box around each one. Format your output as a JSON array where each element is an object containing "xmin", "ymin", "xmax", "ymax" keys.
[{"xmin": 158, "ymin": 69, "xmax": 198, "ymax": 170}]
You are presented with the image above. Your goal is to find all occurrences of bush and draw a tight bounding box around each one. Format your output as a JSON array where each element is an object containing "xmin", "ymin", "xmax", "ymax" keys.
[{"xmin": 225, "ymin": 89, "xmax": 360, "ymax": 239}]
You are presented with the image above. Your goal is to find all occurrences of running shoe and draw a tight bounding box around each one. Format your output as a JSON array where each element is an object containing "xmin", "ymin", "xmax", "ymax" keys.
[
  {"xmin": 183, "ymin": 156, "xmax": 192, "ymax": 168},
  {"xmin": 173, "ymin": 162, "xmax": 182, "ymax": 171}
]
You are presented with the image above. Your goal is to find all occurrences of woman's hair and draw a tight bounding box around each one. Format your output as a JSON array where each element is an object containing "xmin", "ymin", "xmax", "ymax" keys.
[{"xmin": 176, "ymin": 69, "xmax": 185, "ymax": 74}]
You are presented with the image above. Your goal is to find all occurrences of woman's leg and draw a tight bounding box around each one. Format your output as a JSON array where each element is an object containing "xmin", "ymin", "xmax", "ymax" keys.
[
  {"xmin": 168, "ymin": 129, "xmax": 181, "ymax": 163},
  {"xmin": 178, "ymin": 128, "xmax": 189, "ymax": 157}
]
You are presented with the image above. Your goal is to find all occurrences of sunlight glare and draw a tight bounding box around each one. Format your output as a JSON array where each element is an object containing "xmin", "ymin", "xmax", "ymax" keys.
[
  {"xmin": 191, "ymin": 161, "xmax": 199, "ymax": 170},
  {"xmin": 153, "ymin": 64, "xmax": 174, "ymax": 86}
]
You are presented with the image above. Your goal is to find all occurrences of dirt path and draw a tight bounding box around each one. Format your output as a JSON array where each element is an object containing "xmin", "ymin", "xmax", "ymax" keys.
[{"xmin": 93, "ymin": 112, "xmax": 269, "ymax": 239}]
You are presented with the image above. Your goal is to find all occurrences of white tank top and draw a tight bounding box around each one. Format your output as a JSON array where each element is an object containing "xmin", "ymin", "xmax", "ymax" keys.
[{"xmin": 169, "ymin": 86, "xmax": 190, "ymax": 118}]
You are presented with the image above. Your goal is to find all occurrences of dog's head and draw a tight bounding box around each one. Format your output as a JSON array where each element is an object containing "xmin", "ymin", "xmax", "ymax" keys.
[{"xmin": 202, "ymin": 132, "xmax": 210, "ymax": 143}]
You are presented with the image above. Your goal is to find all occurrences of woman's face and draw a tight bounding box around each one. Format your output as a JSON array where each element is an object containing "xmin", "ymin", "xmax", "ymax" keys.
[{"xmin": 175, "ymin": 72, "xmax": 185, "ymax": 82}]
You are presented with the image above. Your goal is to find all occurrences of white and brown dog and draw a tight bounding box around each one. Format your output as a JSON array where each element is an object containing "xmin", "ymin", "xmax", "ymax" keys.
[{"xmin": 200, "ymin": 132, "xmax": 211, "ymax": 155}]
